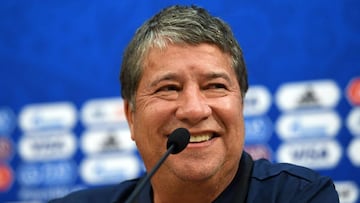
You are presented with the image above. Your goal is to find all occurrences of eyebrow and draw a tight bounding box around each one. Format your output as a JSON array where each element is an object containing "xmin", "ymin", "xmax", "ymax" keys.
[
  {"xmin": 149, "ymin": 72, "xmax": 178, "ymax": 88},
  {"xmin": 149, "ymin": 71, "xmax": 233, "ymax": 87},
  {"xmin": 205, "ymin": 72, "xmax": 232, "ymax": 83}
]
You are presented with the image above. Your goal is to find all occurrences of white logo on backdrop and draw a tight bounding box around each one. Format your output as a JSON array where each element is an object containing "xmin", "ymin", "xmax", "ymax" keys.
[
  {"xmin": 275, "ymin": 80, "xmax": 340, "ymax": 112},
  {"xmin": 277, "ymin": 139, "xmax": 342, "ymax": 169}
]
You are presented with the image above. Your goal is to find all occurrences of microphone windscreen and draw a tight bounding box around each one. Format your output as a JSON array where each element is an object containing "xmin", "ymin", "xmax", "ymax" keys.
[{"xmin": 167, "ymin": 128, "xmax": 190, "ymax": 154}]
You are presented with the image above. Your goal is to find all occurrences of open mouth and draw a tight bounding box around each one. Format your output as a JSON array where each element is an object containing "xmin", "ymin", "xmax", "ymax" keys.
[{"xmin": 189, "ymin": 133, "xmax": 218, "ymax": 143}]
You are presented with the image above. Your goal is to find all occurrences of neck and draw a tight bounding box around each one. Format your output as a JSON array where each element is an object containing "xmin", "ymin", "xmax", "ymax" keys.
[{"xmin": 151, "ymin": 162, "xmax": 239, "ymax": 203}]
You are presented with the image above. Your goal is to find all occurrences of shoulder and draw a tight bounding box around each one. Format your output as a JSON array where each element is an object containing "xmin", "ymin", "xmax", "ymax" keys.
[
  {"xmin": 48, "ymin": 178, "xmax": 140, "ymax": 203},
  {"xmin": 252, "ymin": 158, "xmax": 323, "ymax": 181},
  {"xmin": 247, "ymin": 158, "xmax": 339, "ymax": 202}
]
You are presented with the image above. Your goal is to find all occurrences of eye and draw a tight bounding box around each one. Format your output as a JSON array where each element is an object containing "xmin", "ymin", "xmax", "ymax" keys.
[
  {"xmin": 206, "ymin": 83, "xmax": 227, "ymax": 90},
  {"xmin": 156, "ymin": 84, "xmax": 181, "ymax": 93}
]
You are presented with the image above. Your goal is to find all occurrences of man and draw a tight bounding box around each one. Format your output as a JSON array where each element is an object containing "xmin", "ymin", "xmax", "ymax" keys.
[{"xmin": 50, "ymin": 5, "xmax": 339, "ymax": 203}]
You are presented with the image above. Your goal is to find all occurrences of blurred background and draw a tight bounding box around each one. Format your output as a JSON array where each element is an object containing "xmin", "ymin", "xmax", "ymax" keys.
[{"xmin": 0, "ymin": 0, "xmax": 359, "ymax": 202}]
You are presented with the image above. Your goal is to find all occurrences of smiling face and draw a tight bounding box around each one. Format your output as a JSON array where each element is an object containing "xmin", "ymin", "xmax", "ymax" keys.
[{"xmin": 125, "ymin": 43, "xmax": 245, "ymax": 182}]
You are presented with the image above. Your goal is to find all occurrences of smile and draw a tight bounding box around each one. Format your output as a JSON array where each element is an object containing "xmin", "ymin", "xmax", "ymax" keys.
[{"xmin": 189, "ymin": 133, "xmax": 216, "ymax": 143}]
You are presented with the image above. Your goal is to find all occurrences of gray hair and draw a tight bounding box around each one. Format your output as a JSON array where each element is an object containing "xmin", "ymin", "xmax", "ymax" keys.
[{"xmin": 120, "ymin": 5, "xmax": 248, "ymax": 108}]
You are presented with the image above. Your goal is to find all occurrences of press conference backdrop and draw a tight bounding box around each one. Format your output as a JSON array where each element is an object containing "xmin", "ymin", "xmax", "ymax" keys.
[{"xmin": 0, "ymin": 0, "xmax": 359, "ymax": 202}]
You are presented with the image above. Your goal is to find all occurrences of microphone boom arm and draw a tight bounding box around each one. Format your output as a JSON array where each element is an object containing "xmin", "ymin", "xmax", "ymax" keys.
[
  {"xmin": 124, "ymin": 128, "xmax": 190, "ymax": 203},
  {"xmin": 124, "ymin": 145, "xmax": 175, "ymax": 203}
]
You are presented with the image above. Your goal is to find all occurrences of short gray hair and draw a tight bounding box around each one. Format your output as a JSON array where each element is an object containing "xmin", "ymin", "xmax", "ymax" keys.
[{"xmin": 120, "ymin": 5, "xmax": 248, "ymax": 107}]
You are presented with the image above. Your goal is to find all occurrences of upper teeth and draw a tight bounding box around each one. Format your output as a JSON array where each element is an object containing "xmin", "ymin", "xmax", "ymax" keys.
[{"xmin": 190, "ymin": 134, "xmax": 212, "ymax": 143}]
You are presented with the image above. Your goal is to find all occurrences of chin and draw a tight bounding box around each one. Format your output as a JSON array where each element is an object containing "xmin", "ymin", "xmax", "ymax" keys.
[{"xmin": 172, "ymin": 162, "xmax": 223, "ymax": 182}]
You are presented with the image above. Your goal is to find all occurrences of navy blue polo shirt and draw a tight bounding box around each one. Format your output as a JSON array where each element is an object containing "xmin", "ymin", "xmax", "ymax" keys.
[{"xmin": 49, "ymin": 152, "xmax": 339, "ymax": 203}]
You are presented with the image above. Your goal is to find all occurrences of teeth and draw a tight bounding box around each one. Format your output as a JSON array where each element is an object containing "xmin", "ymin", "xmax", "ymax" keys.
[{"xmin": 190, "ymin": 134, "xmax": 212, "ymax": 143}]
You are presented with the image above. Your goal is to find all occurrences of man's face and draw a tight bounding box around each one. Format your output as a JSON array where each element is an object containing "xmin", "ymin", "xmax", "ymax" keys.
[{"xmin": 125, "ymin": 43, "xmax": 245, "ymax": 181}]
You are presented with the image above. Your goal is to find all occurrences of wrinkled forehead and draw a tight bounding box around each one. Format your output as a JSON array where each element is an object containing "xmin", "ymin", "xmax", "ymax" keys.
[{"xmin": 139, "ymin": 43, "xmax": 236, "ymax": 85}]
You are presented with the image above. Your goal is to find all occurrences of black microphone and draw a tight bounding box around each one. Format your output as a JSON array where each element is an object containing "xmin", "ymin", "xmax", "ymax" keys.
[
  {"xmin": 167, "ymin": 127, "xmax": 191, "ymax": 154},
  {"xmin": 124, "ymin": 128, "xmax": 190, "ymax": 203}
]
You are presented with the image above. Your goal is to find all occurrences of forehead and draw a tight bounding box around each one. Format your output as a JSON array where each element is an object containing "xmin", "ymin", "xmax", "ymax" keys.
[{"xmin": 142, "ymin": 43, "xmax": 233, "ymax": 75}]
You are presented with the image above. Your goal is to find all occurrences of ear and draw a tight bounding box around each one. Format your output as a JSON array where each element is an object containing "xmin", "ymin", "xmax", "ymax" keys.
[{"xmin": 124, "ymin": 100, "xmax": 135, "ymax": 141}]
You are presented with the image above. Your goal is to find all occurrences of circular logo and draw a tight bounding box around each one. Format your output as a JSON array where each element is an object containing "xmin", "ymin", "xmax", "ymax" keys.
[
  {"xmin": 0, "ymin": 137, "xmax": 13, "ymax": 160},
  {"xmin": 347, "ymin": 77, "xmax": 360, "ymax": 106},
  {"xmin": 0, "ymin": 164, "xmax": 13, "ymax": 192}
]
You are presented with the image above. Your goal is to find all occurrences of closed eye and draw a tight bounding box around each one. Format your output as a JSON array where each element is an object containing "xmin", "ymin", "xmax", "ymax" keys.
[
  {"xmin": 206, "ymin": 83, "xmax": 227, "ymax": 90},
  {"xmin": 156, "ymin": 84, "xmax": 181, "ymax": 93}
]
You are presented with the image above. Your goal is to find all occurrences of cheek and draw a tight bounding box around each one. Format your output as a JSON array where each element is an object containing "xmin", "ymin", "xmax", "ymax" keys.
[
  {"xmin": 136, "ymin": 96, "xmax": 177, "ymax": 122},
  {"xmin": 215, "ymin": 96, "xmax": 243, "ymax": 122},
  {"xmin": 135, "ymin": 104, "xmax": 168, "ymax": 128},
  {"xmin": 131, "ymin": 99, "xmax": 177, "ymax": 148},
  {"xmin": 214, "ymin": 97, "xmax": 245, "ymax": 144},
  {"xmin": 133, "ymin": 98, "xmax": 157, "ymax": 123}
]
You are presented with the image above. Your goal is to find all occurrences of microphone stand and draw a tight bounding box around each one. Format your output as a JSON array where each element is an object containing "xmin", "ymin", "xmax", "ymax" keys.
[{"xmin": 124, "ymin": 145, "xmax": 175, "ymax": 203}]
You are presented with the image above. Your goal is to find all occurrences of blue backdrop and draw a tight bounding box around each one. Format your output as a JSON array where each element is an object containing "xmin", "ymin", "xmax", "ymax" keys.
[{"xmin": 1, "ymin": 0, "xmax": 359, "ymax": 202}]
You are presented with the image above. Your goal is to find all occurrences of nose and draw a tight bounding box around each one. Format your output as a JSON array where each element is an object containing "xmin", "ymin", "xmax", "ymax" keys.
[{"xmin": 175, "ymin": 86, "xmax": 211, "ymax": 125}]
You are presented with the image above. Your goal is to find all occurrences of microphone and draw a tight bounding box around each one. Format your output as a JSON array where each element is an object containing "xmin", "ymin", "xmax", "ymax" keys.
[
  {"xmin": 124, "ymin": 128, "xmax": 190, "ymax": 203},
  {"xmin": 167, "ymin": 127, "xmax": 191, "ymax": 154}
]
